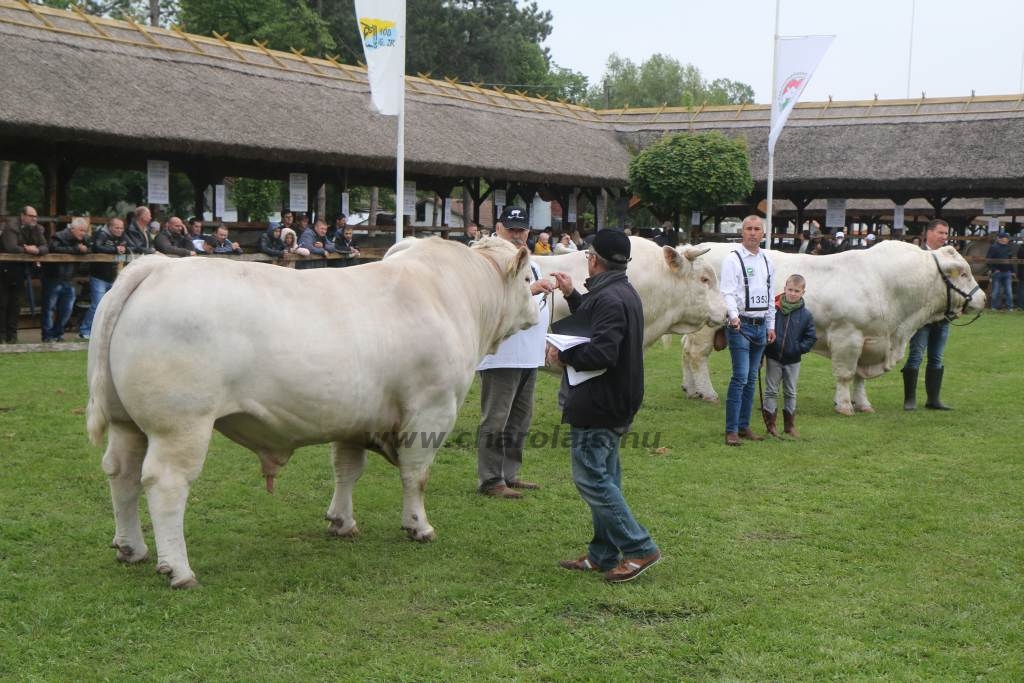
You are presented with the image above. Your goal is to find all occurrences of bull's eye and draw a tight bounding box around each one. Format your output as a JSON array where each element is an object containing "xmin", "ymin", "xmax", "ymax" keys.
[{"xmin": 948, "ymin": 268, "xmax": 960, "ymax": 278}]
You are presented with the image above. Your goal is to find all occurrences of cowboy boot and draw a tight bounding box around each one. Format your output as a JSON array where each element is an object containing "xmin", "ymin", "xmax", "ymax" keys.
[
  {"xmin": 924, "ymin": 367, "xmax": 952, "ymax": 410},
  {"xmin": 737, "ymin": 427, "xmax": 764, "ymax": 441},
  {"xmin": 762, "ymin": 409, "xmax": 779, "ymax": 437},
  {"xmin": 901, "ymin": 367, "xmax": 918, "ymax": 411},
  {"xmin": 783, "ymin": 410, "xmax": 799, "ymax": 438}
]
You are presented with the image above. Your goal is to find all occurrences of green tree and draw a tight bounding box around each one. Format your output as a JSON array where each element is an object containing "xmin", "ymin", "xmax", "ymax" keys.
[
  {"xmin": 628, "ymin": 131, "xmax": 753, "ymax": 222},
  {"xmin": 31, "ymin": 0, "xmax": 179, "ymax": 26},
  {"xmin": 178, "ymin": 0, "xmax": 334, "ymax": 55},
  {"xmin": 590, "ymin": 53, "xmax": 755, "ymax": 109},
  {"xmin": 231, "ymin": 178, "xmax": 281, "ymax": 222}
]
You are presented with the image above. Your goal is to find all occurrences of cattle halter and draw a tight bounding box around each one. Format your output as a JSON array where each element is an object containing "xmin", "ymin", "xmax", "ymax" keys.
[{"xmin": 932, "ymin": 253, "xmax": 981, "ymax": 326}]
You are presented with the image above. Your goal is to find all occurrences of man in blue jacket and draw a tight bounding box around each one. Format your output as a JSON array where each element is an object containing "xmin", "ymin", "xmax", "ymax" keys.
[{"xmin": 548, "ymin": 229, "xmax": 661, "ymax": 583}]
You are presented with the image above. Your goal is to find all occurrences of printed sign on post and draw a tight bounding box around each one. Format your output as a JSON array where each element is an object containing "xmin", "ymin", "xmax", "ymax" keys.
[
  {"xmin": 341, "ymin": 192, "xmax": 350, "ymax": 217},
  {"xmin": 893, "ymin": 204, "xmax": 905, "ymax": 231},
  {"xmin": 493, "ymin": 189, "xmax": 506, "ymax": 210},
  {"xmin": 289, "ymin": 173, "xmax": 308, "ymax": 212},
  {"xmin": 214, "ymin": 184, "xmax": 225, "ymax": 219},
  {"xmin": 147, "ymin": 160, "xmax": 170, "ymax": 204},
  {"xmin": 983, "ymin": 198, "xmax": 1005, "ymax": 216},
  {"xmin": 826, "ymin": 198, "xmax": 847, "ymax": 229},
  {"xmin": 403, "ymin": 180, "xmax": 416, "ymax": 217},
  {"xmin": 567, "ymin": 188, "xmax": 578, "ymax": 223}
]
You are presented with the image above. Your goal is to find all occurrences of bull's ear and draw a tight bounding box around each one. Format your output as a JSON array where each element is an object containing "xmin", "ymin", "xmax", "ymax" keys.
[
  {"xmin": 509, "ymin": 245, "xmax": 531, "ymax": 278},
  {"xmin": 663, "ymin": 245, "xmax": 684, "ymax": 272}
]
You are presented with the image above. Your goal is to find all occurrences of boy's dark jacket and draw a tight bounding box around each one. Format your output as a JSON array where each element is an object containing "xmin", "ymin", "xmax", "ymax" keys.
[{"xmin": 765, "ymin": 294, "xmax": 817, "ymax": 365}]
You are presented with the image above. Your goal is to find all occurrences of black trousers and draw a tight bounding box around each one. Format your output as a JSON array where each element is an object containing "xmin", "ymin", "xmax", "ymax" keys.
[{"xmin": 0, "ymin": 264, "xmax": 25, "ymax": 341}]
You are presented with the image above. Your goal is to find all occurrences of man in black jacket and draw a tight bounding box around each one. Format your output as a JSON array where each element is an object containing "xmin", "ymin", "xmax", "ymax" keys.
[
  {"xmin": 79, "ymin": 217, "xmax": 128, "ymax": 340},
  {"xmin": 42, "ymin": 217, "xmax": 90, "ymax": 342},
  {"xmin": 0, "ymin": 205, "xmax": 48, "ymax": 343},
  {"xmin": 154, "ymin": 216, "xmax": 197, "ymax": 257},
  {"xmin": 548, "ymin": 229, "xmax": 661, "ymax": 583}
]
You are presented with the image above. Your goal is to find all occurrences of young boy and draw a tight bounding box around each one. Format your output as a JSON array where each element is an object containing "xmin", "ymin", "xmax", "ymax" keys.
[{"xmin": 763, "ymin": 274, "xmax": 817, "ymax": 438}]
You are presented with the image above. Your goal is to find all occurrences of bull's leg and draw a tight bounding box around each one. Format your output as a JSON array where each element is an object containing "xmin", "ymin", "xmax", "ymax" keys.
[
  {"xmin": 851, "ymin": 376, "xmax": 875, "ymax": 413},
  {"xmin": 682, "ymin": 331, "xmax": 719, "ymax": 403},
  {"xmin": 832, "ymin": 379, "xmax": 855, "ymax": 416},
  {"xmin": 141, "ymin": 429, "xmax": 212, "ymax": 589},
  {"xmin": 101, "ymin": 421, "xmax": 150, "ymax": 564},
  {"xmin": 398, "ymin": 456, "xmax": 435, "ymax": 542},
  {"xmin": 326, "ymin": 443, "xmax": 366, "ymax": 538}
]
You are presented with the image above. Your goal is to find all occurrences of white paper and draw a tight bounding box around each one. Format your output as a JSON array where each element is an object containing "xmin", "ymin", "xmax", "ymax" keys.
[
  {"xmin": 214, "ymin": 184, "xmax": 225, "ymax": 219},
  {"xmin": 147, "ymin": 160, "xmax": 170, "ymax": 204},
  {"xmin": 443, "ymin": 199, "xmax": 452, "ymax": 226},
  {"xmin": 341, "ymin": 192, "xmax": 350, "ymax": 217},
  {"xmin": 987, "ymin": 217, "xmax": 1000, "ymax": 233},
  {"xmin": 403, "ymin": 180, "xmax": 416, "ymax": 217},
  {"xmin": 983, "ymin": 198, "xmax": 1005, "ymax": 216},
  {"xmin": 289, "ymin": 173, "xmax": 308, "ymax": 212},
  {"xmin": 493, "ymin": 189, "xmax": 506, "ymax": 210},
  {"xmin": 691, "ymin": 210, "xmax": 702, "ymax": 227},
  {"xmin": 826, "ymin": 198, "xmax": 847, "ymax": 229},
  {"xmin": 893, "ymin": 204, "xmax": 905, "ymax": 231},
  {"xmin": 567, "ymin": 188, "xmax": 579, "ymax": 223},
  {"xmin": 546, "ymin": 334, "xmax": 607, "ymax": 386}
]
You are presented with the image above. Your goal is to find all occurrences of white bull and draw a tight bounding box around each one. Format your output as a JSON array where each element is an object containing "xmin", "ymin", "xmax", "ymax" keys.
[
  {"xmin": 86, "ymin": 237, "xmax": 536, "ymax": 588},
  {"xmin": 534, "ymin": 237, "xmax": 728, "ymax": 345},
  {"xmin": 681, "ymin": 240, "xmax": 985, "ymax": 414}
]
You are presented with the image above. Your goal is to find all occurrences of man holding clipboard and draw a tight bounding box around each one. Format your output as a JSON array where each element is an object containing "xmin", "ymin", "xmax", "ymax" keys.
[{"xmin": 547, "ymin": 230, "xmax": 661, "ymax": 583}]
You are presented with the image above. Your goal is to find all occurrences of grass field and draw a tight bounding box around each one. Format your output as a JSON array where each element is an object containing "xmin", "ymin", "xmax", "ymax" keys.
[{"xmin": 1, "ymin": 314, "xmax": 1021, "ymax": 681}]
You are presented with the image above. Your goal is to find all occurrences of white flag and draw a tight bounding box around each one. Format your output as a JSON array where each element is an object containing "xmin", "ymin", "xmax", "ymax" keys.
[
  {"xmin": 769, "ymin": 35, "xmax": 833, "ymax": 155},
  {"xmin": 355, "ymin": 0, "xmax": 406, "ymax": 116}
]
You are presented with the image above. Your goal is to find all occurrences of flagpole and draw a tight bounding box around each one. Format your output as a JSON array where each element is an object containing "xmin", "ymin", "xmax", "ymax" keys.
[
  {"xmin": 765, "ymin": 0, "xmax": 781, "ymax": 252},
  {"xmin": 395, "ymin": 74, "xmax": 405, "ymax": 243}
]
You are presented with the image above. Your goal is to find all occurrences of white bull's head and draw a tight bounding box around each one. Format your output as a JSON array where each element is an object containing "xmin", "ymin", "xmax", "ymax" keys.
[
  {"xmin": 935, "ymin": 245, "xmax": 987, "ymax": 316},
  {"xmin": 472, "ymin": 236, "xmax": 537, "ymax": 354},
  {"xmin": 661, "ymin": 244, "xmax": 728, "ymax": 334}
]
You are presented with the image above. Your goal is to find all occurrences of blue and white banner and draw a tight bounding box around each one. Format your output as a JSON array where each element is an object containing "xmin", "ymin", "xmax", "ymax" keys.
[{"xmin": 355, "ymin": 0, "xmax": 406, "ymax": 116}]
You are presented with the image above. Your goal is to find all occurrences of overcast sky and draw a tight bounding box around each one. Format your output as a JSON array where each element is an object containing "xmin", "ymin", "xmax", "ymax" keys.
[{"xmin": 537, "ymin": 0, "xmax": 1024, "ymax": 103}]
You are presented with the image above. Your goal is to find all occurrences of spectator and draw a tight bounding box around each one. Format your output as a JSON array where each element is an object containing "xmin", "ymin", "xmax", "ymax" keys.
[
  {"xmin": 0, "ymin": 205, "xmax": 48, "ymax": 343},
  {"xmin": 80, "ymin": 217, "xmax": 128, "ymax": 340},
  {"xmin": 259, "ymin": 225, "xmax": 286, "ymax": 258},
  {"xmin": 154, "ymin": 216, "xmax": 197, "ymax": 257},
  {"xmin": 797, "ymin": 230, "xmax": 812, "ymax": 253},
  {"xmin": 986, "ymin": 231, "xmax": 1014, "ymax": 311},
  {"xmin": 187, "ymin": 217, "xmax": 207, "ymax": 252},
  {"xmin": 298, "ymin": 219, "xmax": 335, "ymax": 264},
  {"xmin": 533, "ymin": 231, "xmax": 552, "ymax": 255},
  {"xmin": 125, "ymin": 206, "xmax": 155, "ymax": 254},
  {"xmin": 42, "ymin": 217, "xmax": 90, "ymax": 343},
  {"xmin": 548, "ymin": 229, "xmax": 661, "ymax": 583},
  {"xmin": 295, "ymin": 212, "xmax": 311, "ymax": 235},
  {"xmin": 863, "ymin": 233, "xmax": 877, "ymax": 248},
  {"xmin": 762, "ymin": 274, "xmax": 817, "ymax": 438},
  {"xmin": 553, "ymin": 232, "xmax": 579, "ymax": 254},
  {"xmin": 280, "ymin": 227, "xmax": 310, "ymax": 257},
  {"xmin": 335, "ymin": 226, "xmax": 361, "ymax": 259},
  {"xmin": 830, "ymin": 230, "xmax": 849, "ymax": 253},
  {"xmin": 204, "ymin": 225, "xmax": 242, "ymax": 254},
  {"xmin": 327, "ymin": 213, "xmax": 347, "ymax": 243},
  {"xmin": 279, "ymin": 211, "xmax": 294, "ymax": 231}
]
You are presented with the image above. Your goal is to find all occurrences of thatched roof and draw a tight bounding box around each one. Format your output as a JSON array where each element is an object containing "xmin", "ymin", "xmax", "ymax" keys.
[
  {"xmin": 0, "ymin": 0, "xmax": 629, "ymax": 188},
  {"xmin": 605, "ymin": 96, "xmax": 1024, "ymax": 199}
]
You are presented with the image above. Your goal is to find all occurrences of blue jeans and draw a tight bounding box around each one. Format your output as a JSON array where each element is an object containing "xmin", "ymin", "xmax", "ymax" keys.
[
  {"xmin": 990, "ymin": 271, "xmax": 1013, "ymax": 310},
  {"xmin": 42, "ymin": 279, "xmax": 76, "ymax": 341},
  {"xmin": 725, "ymin": 321, "xmax": 767, "ymax": 434},
  {"xmin": 78, "ymin": 277, "xmax": 113, "ymax": 337},
  {"xmin": 903, "ymin": 321, "xmax": 950, "ymax": 370},
  {"xmin": 570, "ymin": 427, "xmax": 658, "ymax": 569}
]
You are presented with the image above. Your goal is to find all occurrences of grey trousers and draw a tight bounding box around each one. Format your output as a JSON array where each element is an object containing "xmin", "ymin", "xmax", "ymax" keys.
[
  {"xmin": 764, "ymin": 358, "xmax": 801, "ymax": 414},
  {"xmin": 476, "ymin": 367, "xmax": 537, "ymax": 491}
]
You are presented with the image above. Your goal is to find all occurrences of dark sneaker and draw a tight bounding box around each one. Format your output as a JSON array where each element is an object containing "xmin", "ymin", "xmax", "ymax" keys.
[{"xmin": 603, "ymin": 550, "xmax": 662, "ymax": 583}]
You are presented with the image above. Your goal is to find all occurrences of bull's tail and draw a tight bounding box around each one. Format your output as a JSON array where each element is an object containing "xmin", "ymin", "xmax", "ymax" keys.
[{"xmin": 86, "ymin": 256, "xmax": 163, "ymax": 445}]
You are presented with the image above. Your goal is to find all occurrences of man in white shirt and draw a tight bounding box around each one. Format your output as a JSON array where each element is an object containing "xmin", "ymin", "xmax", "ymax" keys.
[
  {"xmin": 720, "ymin": 215, "xmax": 777, "ymax": 446},
  {"xmin": 476, "ymin": 207, "xmax": 555, "ymax": 498}
]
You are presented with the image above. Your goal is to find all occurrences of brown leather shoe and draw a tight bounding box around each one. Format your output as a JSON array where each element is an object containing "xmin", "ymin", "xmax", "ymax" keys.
[
  {"xmin": 507, "ymin": 479, "xmax": 540, "ymax": 490},
  {"xmin": 604, "ymin": 550, "xmax": 662, "ymax": 583},
  {"xmin": 738, "ymin": 427, "xmax": 764, "ymax": 441},
  {"xmin": 480, "ymin": 483, "xmax": 522, "ymax": 499},
  {"xmin": 559, "ymin": 555, "xmax": 601, "ymax": 572},
  {"xmin": 725, "ymin": 432, "xmax": 742, "ymax": 446}
]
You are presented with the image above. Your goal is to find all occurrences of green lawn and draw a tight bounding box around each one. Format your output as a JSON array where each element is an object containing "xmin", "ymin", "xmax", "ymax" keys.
[{"xmin": 1, "ymin": 314, "xmax": 1021, "ymax": 681}]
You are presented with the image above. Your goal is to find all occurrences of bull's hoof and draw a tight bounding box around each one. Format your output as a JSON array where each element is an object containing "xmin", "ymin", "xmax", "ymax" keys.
[
  {"xmin": 856, "ymin": 405, "xmax": 876, "ymax": 414},
  {"xmin": 834, "ymin": 405, "xmax": 855, "ymax": 416},
  {"xmin": 112, "ymin": 543, "xmax": 149, "ymax": 564},
  {"xmin": 328, "ymin": 521, "xmax": 360, "ymax": 538},
  {"xmin": 170, "ymin": 574, "xmax": 199, "ymax": 590},
  {"xmin": 404, "ymin": 526, "xmax": 436, "ymax": 543}
]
